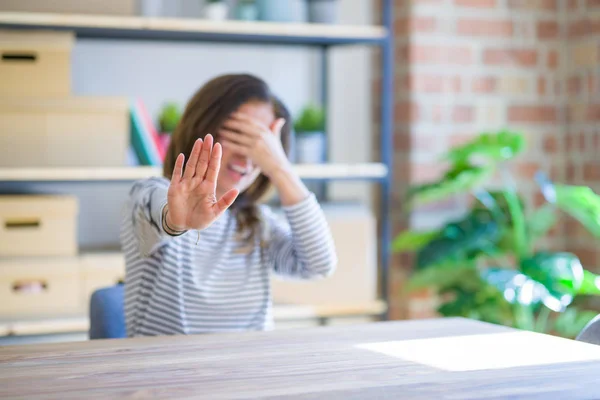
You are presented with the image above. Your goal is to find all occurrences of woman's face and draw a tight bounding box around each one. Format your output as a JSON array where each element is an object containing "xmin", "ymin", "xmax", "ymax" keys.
[{"xmin": 216, "ymin": 101, "xmax": 275, "ymax": 198}]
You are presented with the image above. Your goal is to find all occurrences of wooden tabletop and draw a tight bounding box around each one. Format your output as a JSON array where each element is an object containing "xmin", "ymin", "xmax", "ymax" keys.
[{"xmin": 2, "ymin": 317, "xmax": 600, "ymax": 399}]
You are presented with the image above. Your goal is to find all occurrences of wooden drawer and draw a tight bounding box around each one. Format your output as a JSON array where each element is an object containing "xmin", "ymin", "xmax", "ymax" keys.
[
  {"xmin": 0, "ymin": 195, "xmax": 78, "ymax": 257},
  {"xmin": 0, "ymin": 30, "xmax": 73, "ymax": 97},
  {"xmin": 0, "ymin": 258, "xmax": 83, "ymax": 319},
  {"xmin": 0, "ymin": 97, "xmax": 129, "ymax": 167},
  {"xmin": 80, "ymin": 252, "xmax": 125, "ymax": 305}
]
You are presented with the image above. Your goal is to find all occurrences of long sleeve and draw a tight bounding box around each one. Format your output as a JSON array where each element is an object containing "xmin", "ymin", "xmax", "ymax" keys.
[
  {"xmin": 263, "ymin": 193, "xmax": 338, "ymax": 280},
  {"xmin": 125, "ymin": 177, "xmax": 177, "ymax": 257}
]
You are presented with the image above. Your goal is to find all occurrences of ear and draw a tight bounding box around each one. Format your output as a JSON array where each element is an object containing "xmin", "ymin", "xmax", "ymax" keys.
[{"xmin": 271, "ymin": 118, "xmax": 286, "ymax": 138}]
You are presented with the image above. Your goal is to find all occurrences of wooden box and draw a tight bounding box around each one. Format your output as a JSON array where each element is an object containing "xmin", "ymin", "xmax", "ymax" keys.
[
  {"xmin": 0, "ymin": 30, "xmax": 73, "ymax": 97},
  {"xmin": 271, "ymin": 204, "xmax": 378, "ymax": 306},
  {"xmin": 0, "ymin": 195, "xmax": 78, "ymax": 257},
  {"xmin": 80, "ymin": 252, "xmax": 125, "ymax": 305},
  {"xmin": 0, "ymin": 97, "xmax": 129, "ymax": 167},
  {"xmin": 0, "ymin": 257, "xmax": 83, "ymax": 319}
]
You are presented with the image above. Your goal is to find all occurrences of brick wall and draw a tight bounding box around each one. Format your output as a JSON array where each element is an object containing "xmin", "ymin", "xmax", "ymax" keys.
[{"xmin": 383, "ymin": 0, "xmax": 600, "ymax": 320}]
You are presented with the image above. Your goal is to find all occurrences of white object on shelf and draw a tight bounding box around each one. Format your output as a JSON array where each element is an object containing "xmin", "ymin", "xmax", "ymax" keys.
[{"xmin": 203, "ymin": 1, "xmax": 228, "ymax": 21}]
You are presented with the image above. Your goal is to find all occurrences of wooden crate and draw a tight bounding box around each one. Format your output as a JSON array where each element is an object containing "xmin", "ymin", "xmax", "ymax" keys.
[
  {"xmin": 80, "ymin": 252, "xmax": 125, "ymax": 306},
  {"xmin": 0, "ymin": 29, "xmax": 73, "ymax": 97},
  {"xmin": 0, "ymin": 195, "xmax": 78, "ymax": 257},
  {"xmin": 0, "ymin": 257, "xmax": 83, "ymax": 319},
  {"xmin": 271, "ymin": 204, "xmax": 378, "ymax": 305},
  {"xmin": 0, "ymin": 97, "xmax": 130, "ymax": 167}
]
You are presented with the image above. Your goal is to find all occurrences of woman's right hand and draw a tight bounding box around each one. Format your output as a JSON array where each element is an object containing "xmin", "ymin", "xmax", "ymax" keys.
[{"xmin": 165, "ymin": 134, "xmax": 239, "ymax": 233}]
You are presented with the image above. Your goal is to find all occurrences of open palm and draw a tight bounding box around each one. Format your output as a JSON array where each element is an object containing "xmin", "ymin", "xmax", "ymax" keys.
[{"xmin": 166, "ymin": 134, "xmax": 239, "ymax": 232}]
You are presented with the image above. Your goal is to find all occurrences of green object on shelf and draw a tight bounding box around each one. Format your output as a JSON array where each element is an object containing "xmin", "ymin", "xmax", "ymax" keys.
[
  {"xmin": 158, "ymin": 102, "xmax": 181, "ymax": 134},
  {"xmin": 393, "ymin": 129, "xmax": 600, "ymax": 339},
  {"xmin": 293, "ymin": 104, "xmax": 325, "ymax": 134}
]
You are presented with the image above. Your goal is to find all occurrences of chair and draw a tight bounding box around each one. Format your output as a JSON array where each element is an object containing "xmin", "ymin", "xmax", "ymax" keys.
[
  {"xmin": 576, "ymin": 314, "xmax": 600, "ymax": 346},
  {"xmin": 89, "ymin": 284, "xmax": 127, "ymax": 340}
]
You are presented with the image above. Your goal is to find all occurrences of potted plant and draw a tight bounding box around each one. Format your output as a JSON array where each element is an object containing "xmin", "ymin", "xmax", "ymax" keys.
[
  {"xmin": 203, "ymin": 0, "xmax": 229, "ymax": 21},
  {"xmin": 157, "ymin": 102, "xmax": 181, "ymax": 155},
  {"xmin": 307, "ymin": 0, "xmax": 337, "ymax": 24},
  {"xmin": 393, "ymin": 130, "xmax": 600, "ymax": 338},
  {"xmin": 293, "ymin": 104, "xmax": 326, "ymax": 164}
]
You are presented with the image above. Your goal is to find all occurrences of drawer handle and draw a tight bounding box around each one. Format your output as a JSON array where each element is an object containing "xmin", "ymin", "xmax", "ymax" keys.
[
  {"xmin": 1, "ymin": 52, "xmax": 37, "ymax": 62},
  {"xmin": 13, "ymin": 280, "xmax": 48, "ymax": 294},
  {"xmin": 5, "ymin": 219, "xmax": 41, "ymax": 229}
]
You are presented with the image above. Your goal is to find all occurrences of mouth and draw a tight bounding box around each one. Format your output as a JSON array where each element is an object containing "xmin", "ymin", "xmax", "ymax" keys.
[{"xmin": 227, "ymin": 164, "xmax": 249, "ymax": 179}]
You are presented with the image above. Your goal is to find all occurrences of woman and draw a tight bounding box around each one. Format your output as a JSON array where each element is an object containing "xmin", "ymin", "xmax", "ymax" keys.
[{"xmin": 121, "ymin": 74, "xmax": 337, "ymax": 337}]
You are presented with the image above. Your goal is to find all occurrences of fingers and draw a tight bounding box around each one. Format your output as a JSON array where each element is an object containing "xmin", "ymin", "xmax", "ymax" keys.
[
  {"xmin": 183, "ymin": 139, "xmax": 202, "ymax": 180},
  {"xmin": 214, "ymin": 188, "xmax": 239, "ymax": 214},
  {"xmin": 221, "ymin": 118, "xmax": 262, "ymax": 138},
  {"xmin": 171, "ymin": 153, "xmax": 185, "ymax": 184},
  {"xmin": 219, "ymin": 129, "xmax": 254, "ymax": 146},
  {"xmin": 220, "ymin": 139, "xmax": 249, "ymax": 156},
  {"xmin": 204, "ymin": 142, "xmax": 222, "ymax": 189},
  {"xmin": 196, "ymin": 134, "xmax": 213, "ymax": 179},
  {"xmin": 272, "ymin": 118, "xmax": 286, "ymax": 137}
]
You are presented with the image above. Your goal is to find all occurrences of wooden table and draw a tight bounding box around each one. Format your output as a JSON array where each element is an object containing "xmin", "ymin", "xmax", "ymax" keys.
[{"xmin": 2, "ymin": 317, "xmax": 600, "ymax": 399}]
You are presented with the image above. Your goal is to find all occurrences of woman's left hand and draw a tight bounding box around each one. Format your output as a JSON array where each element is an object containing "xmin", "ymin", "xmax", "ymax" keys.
[{"xmin": 219, "ymin": 112, "xmax": 290, "ymax": 178}]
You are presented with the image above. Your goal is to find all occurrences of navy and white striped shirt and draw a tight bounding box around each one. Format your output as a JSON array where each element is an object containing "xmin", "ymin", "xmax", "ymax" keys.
[{"xmin": 120, "ymin": 177, "xmax": 337, "ymax": 337}]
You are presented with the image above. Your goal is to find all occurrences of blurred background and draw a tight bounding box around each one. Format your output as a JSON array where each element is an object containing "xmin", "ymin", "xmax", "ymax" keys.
[{"xmin": 0, "ymin": 0, "xmax": 599, "ymax": 345}]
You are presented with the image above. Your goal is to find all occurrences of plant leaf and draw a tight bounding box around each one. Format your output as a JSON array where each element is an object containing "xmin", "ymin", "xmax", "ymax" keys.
[
  {"xmin": 407, "ymin": 163, "xmax": 493, "ymax": 205},
  {"xmin": 539, "ymin": 181, "xmax": 600, "ymax": 237},
  {"xmin": 446, "ymin": 129, "xmax": 526, "ymax": 165},
  {"xmin": 519, "ymin": 252, "xmax": 584, "ymax": 311},
  {"xmin": 480, "ymin": 268, "xmax": 549, "ymax": 308},
  {"xmin": 527, "ymin": 204, "xmax": 557, "ymax": 243},
  {"xmin": 391, "ymin": 230, "xmax": 439, "ymax": 253},
  {"xmin": 416, "ymin": 209, "xmax": 502, "ymax": 269},
  {"xmin": 578, "ymin": 270, "xmax": 600, "ymax": 295},
  {"xmin": 407, "ymin": 262, "xmax": 477, "ymax": 291}
]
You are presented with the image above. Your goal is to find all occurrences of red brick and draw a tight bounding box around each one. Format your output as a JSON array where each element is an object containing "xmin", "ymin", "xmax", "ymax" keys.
[
  {"xmin": 517, "ymin": 162, "xmax": 541, "ymax": 179},
  {"xmin": 547, "ymin": 50, "xmax": 559, "ymax": 69},
  {"xmin": 568, "ymin": 76, "xmax": 582, "ymax": 95},
  {"xmin": 589, "ymin": 75, "xmax": 597, "ymax": 95},
  {"xmin": 395, "ymin": 16, "xmax": 437, "ymax": 34},
  {"xmin": 568, "ymin": 0, "xmax": 579, "ymax": 9},
  {"xmin": 395, "ymin": 102, "xmax": 420, "ymax": 122},
  {"xmin": 450, "ymin": 133, "xmax": 477, "ymax": 147},
  {"xmin": 567, "ymin": 19, "xmax": 600, "ymax": 38},
  {"xmin": 452, "ymin": 76, "xmax": 462, "ymax": 92},
  {"xmin": 588, "ymin": 105, "xmax": 600, "ymax": 121},
  {"xmin": 454, "ymin": 0, "xmax": 497, "ymax": 6},
  {"xmin": 508, "ymin": 106, "xmax": 557, "ymax": 123},
  {"xmin": 537, "ymin": 21, "xmax": 559, "ymax": 39},
  {"xmin": 457, "ymin": 18, "xmax": 513, "ymax": 37},
  {"xmin": 507, "ymin": 0, "xmax": 557, "ymax": 10},
  {"xmin": 406, "ymin": 74, "xmax": 445, "ymax": 92},
  {"xmin": 584, "ymin": 162, "xmax": 600, "ymax": 181},
  {"xmin": 538, "ymin": 77, "xmax": 546, "ymax": 95},
  {"xmin": 472, "ymin": 76, "xmax": 497, "ymax": 93},
  {"xmin": 411, "ymin": 163, "xmax": 447, "ymax": 183},
  {"xmin": 566, "ymin": 161, "xmax": 577, "ymax": 182},
  {"xmin": 452, "ymin": 106, "xmax": 475, "ymax": 123},
  {"xmin": 410, "ymin": 44, "xmax": 474, "ymax": 65},
  {"xmin": 543, "ymin": 133, "xmax": 559, "ymax": 153},
  {"xmin": 588, "ymin": 0, "xmax": 600, "ymax": 8},
  {"xmin": 483, "ymin": 48, "xmax": 538, "ymax": 67}
]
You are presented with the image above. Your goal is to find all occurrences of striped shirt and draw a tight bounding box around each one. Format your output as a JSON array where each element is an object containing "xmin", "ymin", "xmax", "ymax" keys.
[{"xmin": 120, "ymin": 177, "xmax": 337, "ymax": 337}]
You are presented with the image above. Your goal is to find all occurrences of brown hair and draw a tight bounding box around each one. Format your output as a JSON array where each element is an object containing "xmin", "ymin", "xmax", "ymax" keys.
[{"xmin": 163, "ymin": 74, "xmax": 291, "ymax": 243}]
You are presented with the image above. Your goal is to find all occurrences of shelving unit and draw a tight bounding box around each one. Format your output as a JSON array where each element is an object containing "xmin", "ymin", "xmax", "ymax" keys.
[{"xmin": 0, "ymin": 1, "xmax": 394, "ymax": 329}]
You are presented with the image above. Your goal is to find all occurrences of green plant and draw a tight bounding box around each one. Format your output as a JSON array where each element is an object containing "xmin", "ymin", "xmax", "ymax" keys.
[
  {"xmin": 158, "ymin": 102, "xmax": 182, "ymax": 134},
  {"xmin": 393, "ymin": 129, "xmax": 600, "ymax": 338},
  {"xmin": 293, "ymin": 104, "xmax": 325, "ymax": 134}
]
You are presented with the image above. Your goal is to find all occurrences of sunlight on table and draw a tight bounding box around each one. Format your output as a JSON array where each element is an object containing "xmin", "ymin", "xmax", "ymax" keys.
[{"xmin": 355, "ymin": 331, "xmax": 600, "ymax": 372}]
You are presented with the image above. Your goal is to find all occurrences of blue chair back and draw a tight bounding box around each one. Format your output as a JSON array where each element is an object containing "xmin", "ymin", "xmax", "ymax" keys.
[{"xmin": 89, "ymin": 284, "xmax": 126, "ymax": 339}]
